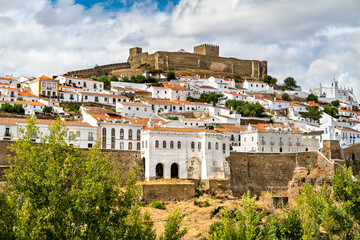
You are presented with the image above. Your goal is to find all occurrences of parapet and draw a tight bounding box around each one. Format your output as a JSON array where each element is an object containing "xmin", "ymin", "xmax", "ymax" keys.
[
  {"xmin": 129, "ymin": 47, "xmax": 142, "ymax": 58},
  {"xmin": 194, "ymin": 43, "xmax": 219, "ymax": 57}
]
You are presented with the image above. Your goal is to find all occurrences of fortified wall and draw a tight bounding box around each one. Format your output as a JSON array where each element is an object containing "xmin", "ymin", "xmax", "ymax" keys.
[{"xmin": 64, "ymin": 44, "xmax": 267, "ymax": 78}]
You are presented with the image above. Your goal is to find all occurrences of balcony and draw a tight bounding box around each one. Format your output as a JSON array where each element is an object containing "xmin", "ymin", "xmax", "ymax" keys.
[
  {"xmin": 288, "ymin": 142, "xmax": 292, "ymax": 146},
  {"xmin": 261, "ymin": 141, "xmax": 266, "ymax": 145},
  {"xmin": 47, "ymin": 87, "xmax": 52, "ymax": 90},
  {"xmin": 296, "ymin": 142, "xmax": 301, "ymax": 146},
  {"xmin": 270, "ymin": 141, "xmax": 275, "ymax": 145},
  {"xmin": 279, "ymin": 142, "xmax": 284, "ymax": 146}
]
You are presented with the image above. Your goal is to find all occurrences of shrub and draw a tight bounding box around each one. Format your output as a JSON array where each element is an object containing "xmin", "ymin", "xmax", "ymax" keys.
[{"xmin": 152, "ymin": 201, "xmax": 166, "ymax": 210}]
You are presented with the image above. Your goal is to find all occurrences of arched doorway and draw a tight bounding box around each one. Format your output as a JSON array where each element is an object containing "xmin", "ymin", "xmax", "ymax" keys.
[
  {"xmin": 171, "ymin": 163, "xmax": 179, "ymax": 178},
  {"xmin": 155, "ymin": 163, "xmax": 164, "ymax": 179}
]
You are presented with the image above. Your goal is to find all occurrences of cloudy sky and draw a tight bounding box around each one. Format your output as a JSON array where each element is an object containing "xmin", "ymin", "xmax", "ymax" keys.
[{"xmin": 0, "ymin": 0, "xmax": 359, "ymax": 94}]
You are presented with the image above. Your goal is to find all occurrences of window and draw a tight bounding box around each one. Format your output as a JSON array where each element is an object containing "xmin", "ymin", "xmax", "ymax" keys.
[
  {"xmin": 94, "ymin": 83, "xmax": 97, "ymax": 89},
  {"xmin": 120, "ymin": 129, "xmax": 124, "ymax": 139},
  {"xmin": 88, "ymin": 132, "xmax": 93, "ymax": 141},
  {"xmin": 223, "ymin": 143, "xmax": 226, "ymax": 152},
  {"xmin": 215, "ymin": 142, "xmax": 219, "ymax": 150},
  {"xmin": 84, "ymin": 96, "xmax": 88, "ymax": 100},
  {"xmin": 102, "ymin": 128, "xmax": 106, "ymax": 149},
  {"xmin": 163, "ymin": 141, "xmax": 167, "ymax": 148},
  {"xmin": 120, "ymin": 141, "xmax": 124, "ymax": 150},
  {"xmin": 142, "ymin": 141, "xmax": 144, "ymax": 148},
  {"xmin": 53, "ymin": 83, "xmax": 56, "ymax": 88},
  {"xmin": 128, "ymin": 142, "xmax": 132, "ymax": 150},
  {"xmin": 111, "ymin": 128, "xmax": 115, "ymax": 149},
  {"xmin": 145, "ymin": 140, "xmax": 148, "ymax": 148},
  {"xmin": 170, "ymin": 141, "xmax": 174, "ymax": 148},
  {"xmin": 191, "ymin": 141, "xmax": 195, "ymax": 149},
  {"xmin": 128, "ymin": 129, "xmax": 132, "ymax": 140},
  {"xmin": 198, "ymin": 142, "xmax": 201, "ymax": 150},
  {"xmin": 155, "ymin": 140, "xmax": 159, "ymax": 148},
  {"xmin": 208, "ymin": 142, "xmax": 211, "ymax": 149},
  {"xmin": 137, "ymin": 142, "xmax": 140, "ymax": 150},
  {"xmin": 177, "ymin": 141, "xmax": 181, "ymax": 149},
  {"xmin": 42, "ymin": 82, "xmax": 46, "ymax": 87},
  {"xmin": 5, "ymin": 127, "xmax": 10, "ymax": 137},
  {"xmin": 137, "ymin": 129, "xmax": 141, "ymax": 140}
]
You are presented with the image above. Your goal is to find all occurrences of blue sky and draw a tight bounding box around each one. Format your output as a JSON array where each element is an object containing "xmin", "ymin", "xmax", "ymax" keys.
[
  {"xmin": 0, "ymin": 0, "xmax": 359, "ymax": 95},
  {"xmin": 72, "ymin": 0, "xmax": 179, "ymax": 11}
]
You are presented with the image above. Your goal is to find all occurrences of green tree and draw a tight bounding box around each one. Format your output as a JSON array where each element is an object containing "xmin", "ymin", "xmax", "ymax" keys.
[
  {"xmin": 159, "ymin": 209, "xmax": 187, "ymax": 240},
  {"xmin": 98, "ymin": 76, "xmax": 110, "ymax": 87},
  {"xmin": 282, "ymin": 93, "xmax": 290, "ymax": 101},
  {"xmin": 261, "ymin": 75, "xmax": 277, "ymax": 85},
  {"xmin": 16, "ymin": 97, "xmax": 23, "ymax": 101},
  {"xmin": 209, "ymin": 191, "xmax": 265, "ymax": 240},
  {"xmin": 11, "ymin": 104, "xmax": 25, "ymax": 115},
  {"xmin": 167, "ymin": 71, "xmax": 176, "ymax": 81},
  {"xmin": 198, "ymin": 93, "xmax": 225, "ymax": 106},
  {"xmin": 307, "ymin": 93, "xmax": 318, "ymax": 103},
  {"xmin": 302, "ymin": 106, "xmax": 322, "ymax": 121},
  {"xmin": 2, "ymin": 117, "xmax": 156, "ymax": 239},
  {"xmin": 226, "ymin": 100, "xmax": 267, "ymax": 118},
  {"xmin": 42, "ymin": 106, "xmax": 52, "ymax": 114},
  {"xmin": 90, "ymin": 76, "xmax": 98, "ymax": 81},
  {"xmin": 121, "ymin": 76, "xmax": 130, "ymax": 82},
  {"xmin": 110, "ymin": 75, "xmax": 119, "ymax": 82},
  {"xmin": 331, "ymin": 100, "xmax": 340, "ymax": 107},
  {"xmin": 265, "ymin": 209, "xmax": 303, "ymax": 240},
  {"xmin": 186, "ymin": 96, "xmax": 198, "ymax": 102},
  {"xmin": 284, "ymin": 77, "xmax": 298, "ymax": 90},
  {"xmin": 324, "ymin": 105, "xmax": 338, "ymax": 117}
]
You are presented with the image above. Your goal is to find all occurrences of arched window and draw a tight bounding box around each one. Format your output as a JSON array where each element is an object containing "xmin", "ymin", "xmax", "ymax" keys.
[
  {"xmin": 215, "ymin": 142, "xmax": 219, "ymax": 150},
  {"xmin": 120, "ymin": 128, "xmax": 124, "ymax": 139},
  {"xmin": 280, "ymin": 137, "xmax": 283, "ymax": 143},
  {"xmin": 128, "ymin": 142, "xmax": 132, "ymax": 150},
  {"xmin": 137, "ymin": 129, "xmax": 141, "ymax": 140},
  {"xmin": 191, "ymin": 141, "xmax": 195, "ymax": 149},
  {"xmin": 128, "ymin": 129, "xmax": 132, "ymax": 140},
  {"xmin": 120, "ymin": 141, "xmax": 124, "ymax": 150},
  {"xmin": 137, "ymin": 142, "xmax": 141, "ymax": 150},
  {"xmin": 102, "ymin": 128, "xmax": 106, "ymax": 149},
  {"xmin": 177, "ymin": 141, "xmax": 181, "ymax": 149},
  {"xmin": 163, "ymin": 141, "xmax": 166, "ymax": 148},
  {"xmin": 142, "ymin": 141, "xmax": 144, "ymax": 148},
  {"xmin": 223, "ymin": 143, "xmax": 226, "ymax": 152},
  {"xmin": 155, "ymin": 140, "xmax": 159, "ymax": 148},
  {"xmin": 111, "ymin": 128, "xmax": 115, "ymax": 149},
  {"xmin": 198, "ymin": 142, "xmax": 201, "ymax": 150},
  {"xmin": 170, "ymin": 141, "xmax": 174, "ymax": 149},
  {"xmin": 208, "ymin": 142, "xmax": 211, "ymax": 150},
  {"xmin": 279, "ymin": 147, "xmax": 283, "ymax": 152}
]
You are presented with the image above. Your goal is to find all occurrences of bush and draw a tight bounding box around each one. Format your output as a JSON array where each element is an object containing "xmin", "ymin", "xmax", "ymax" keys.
[
  {"xmin": 159, "ymin": 208, "xmax": 187, "ymax": 240},
  {"xmin": 43, "ymin": 106, "xmax": 52, "ymax": 114},
  {"xmin": 152, "ymin": 201, "xmax": 166, "ymax": 210},
  {"xmin": 167, "ymin": 116, "xmax": 179, "ymax": 120},
  {"xmin": 282, "ymin": 93, "xmax": 290, "ymax": 101},
  {"xmin": 193, "ymin": 200, "xmax": 210, "ymax": 208}
]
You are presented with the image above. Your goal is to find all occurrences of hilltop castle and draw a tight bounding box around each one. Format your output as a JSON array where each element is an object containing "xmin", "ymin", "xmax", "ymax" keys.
[{"xmin": 65, "ymin": 44, "xmax": 267, "ymax": 78}]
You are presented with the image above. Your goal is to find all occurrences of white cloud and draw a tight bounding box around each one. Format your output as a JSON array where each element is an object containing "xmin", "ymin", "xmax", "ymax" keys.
[{"xmin": 0, "ymin": 0, "xmax": 359, "ymax": 97}]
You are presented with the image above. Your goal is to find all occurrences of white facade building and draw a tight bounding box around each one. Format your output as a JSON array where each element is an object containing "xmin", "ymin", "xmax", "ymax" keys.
[{"xmin": 116, "ymin": 102, "xmax": 152, "ymax": 117}]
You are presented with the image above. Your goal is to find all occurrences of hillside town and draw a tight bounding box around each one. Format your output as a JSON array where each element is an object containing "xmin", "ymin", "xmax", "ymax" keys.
[{"xmin": 0, "ymin": 68, "xmax": 358, "ymax": 182}]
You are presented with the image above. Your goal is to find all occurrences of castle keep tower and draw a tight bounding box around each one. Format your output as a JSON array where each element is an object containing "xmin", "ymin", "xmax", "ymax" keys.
[
  {"xmin": 194, "ymin": 44, "xmax": 219, "ymax": 57},
  {"xmin": 129, "ymin": 47, "xmax": 142, "ymax": 58}
]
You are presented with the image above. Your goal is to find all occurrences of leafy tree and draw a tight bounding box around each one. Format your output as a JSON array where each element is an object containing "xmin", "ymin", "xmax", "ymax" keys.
[
  {"xmin": 42, "ymin": 106, "xmax": 52, "ymax": 114},
  {"xmin": 265, "ymin": 209, "xmax": 303, "ymax": 240},
  {"xmin": 90, "ymin": 76, "xmax": 98, "ymax": 81},
  {"xmin": 12, "ymin": 104, "xmax": 25, "ymax": 115},
  {"xmin": 302, "ymin": 106, "xmax": 323, "ymax": 121},
  {"xmin": 198, "ymin": 93, "xmax": 225, "ymax": 106},
  {"xmin": 167, "ymin": 71, "xmax": 176, "ymax": 81},
  {"xmin": 121, "ymin": 76, "xmax": 130, "ymax": 82},
  {"xmin": 159, "ymin": 208, "xmax": 187, "ymax": 240},
  {"xmin": 284, "ymin": 77, "xmax": 298, "ymax": 90},
  {"xmin": 260, "ymin": 75, "xmax": 277, "ymax": 85},
  {"xmin": 282, "ymin": 93, "xmax": 290, "ymax": 101},
  {"xmin": 110, "ymin": 75, "xmax": 119, "ymax": 82},
  {"xmin": 98, "ymin": 76, "xmax": 110, "ymax": 87},
  {"xmin": 186, "ymin": 96, "xmax": 198, "ymax": 102},
  {"xmin": 167, "ymin": 116, "xmax": 179, "ymax": 120},
  {"xmin": 226, "ymin": 100, "xmax": 267, "ymax": 118},
  {"xmin": 0, "ymin": 103, "xmax": 13, "ymax": 113},
  {"xmin": 209, "ymin": 191, "xmax": 265, "ymax": 240},
  {"xmin": 307, "ymin": 93, "xmax": 318, "ymax": 103},
  {"xmin": 324, "ymin": 105, "xmax": 338, "ymax": 117},
  {"xmin": 151, "ymin": 82, "xmax": 164, "ymax": 87},
  {"xmin": 1, "ymin": 117, "xmax": 156, "ymax": 239},
  {"xmin": 331, "ymin": 100, "xmax": 340, "ymax": 107},
  {"xmin": 16, "ymin": 97, "xmax": 23, "ymax": 101}
]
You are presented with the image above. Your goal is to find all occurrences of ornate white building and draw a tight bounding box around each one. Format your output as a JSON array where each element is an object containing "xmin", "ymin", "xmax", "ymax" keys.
[
  {"xmin": 141, "ymin": 120, "xmax": 230, "ymax": 181},
  {"xmin": 311, "ymin": 79, "xmax": 358, "ymax": 106}
]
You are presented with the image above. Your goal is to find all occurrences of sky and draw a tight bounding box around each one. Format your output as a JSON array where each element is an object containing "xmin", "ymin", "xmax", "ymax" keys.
[{"xmin": 0, "ymin": 0, "xmax": 359, "ymax": 95}]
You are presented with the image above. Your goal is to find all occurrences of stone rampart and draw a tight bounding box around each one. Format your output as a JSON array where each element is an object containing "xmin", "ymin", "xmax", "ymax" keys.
[
  {"xmin": 141, "ymin": 181, "xmax": 195, "ymax": 203},
  {"xmin": 229, "ymin": 152, "xmax": 318, "ymax": 197},
  {"xmin": 65, "ymin": 62, "xmax": 130, "ymax": 78}
]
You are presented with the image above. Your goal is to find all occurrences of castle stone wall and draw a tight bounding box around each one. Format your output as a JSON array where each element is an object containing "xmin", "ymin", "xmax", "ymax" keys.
[{"xmin": 229, "ymin": 152, "xmax": 317, "ymax": 196}]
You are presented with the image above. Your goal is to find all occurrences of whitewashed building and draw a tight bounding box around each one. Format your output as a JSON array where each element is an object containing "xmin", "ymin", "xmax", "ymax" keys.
[{"xmin": 116, "ymin": 102, "xmax": 152, "ymax": 117}]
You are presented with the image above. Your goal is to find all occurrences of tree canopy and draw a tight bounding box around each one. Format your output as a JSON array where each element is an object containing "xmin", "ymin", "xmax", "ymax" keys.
[
  {"xmin": 323, "ymin": 105, "xmax": 338, "ymax": 117},
  {"xmin": 301, "ymin": 106, "xmax": 323, "ymax": 121},
  {"xmin": 259, "ymin": 75, "xmax": 277, "ymax": 85},
  {"xmin": 225, "ymin": 100, "xmax": 267, "ymax": 118},
  {"xmin": 307, "ymin": 93, "xmax": 318, "ymax": 103},
  {"xmin": 166, "ymin": 72, "xmax": 176, "ymax": 81},
  {"xmin": 282, "ymin": 93, "xmax": 290, "ymax": 101},
  {"xmin": 284, "ymin": 77, "xmax": 299, "ymax": 90}
]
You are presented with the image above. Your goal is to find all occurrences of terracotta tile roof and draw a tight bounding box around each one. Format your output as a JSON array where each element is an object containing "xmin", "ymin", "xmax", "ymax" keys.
[
  {"xmin": 217, "ymin": 114, "xmax": 235, "ymax": 119},
  {"xmin": 245, "ymin": 79, "xmax": 266, "ymax": 84},
  {"xmin": 0, "ymin": 87, "xmax": 18, "ymax": 91},
  {"xmin": 217, "ymin": 125, "xmax": 247, "ymax": 132},
  {"xmin": 140, "ymin": 98, "xmax": 182, "ymax": 106},
  {"xmin": 17, "ymin": 101, "xmax": 46, "ymax": 106},
  {"xmin": 290, "ymin": 102, "xmax": 306, "ymax": 107},
  {"xmin": 119, "ymin": 102, "xmax": 150, "ymax": 107},
  {"xmin": 163, "ymin": 84, "xmax": 191, "ymax": 90},
  {"xmin": 0, "ymin": 117, "xmax": 92, "ymax": 127},
  {"xmin": 306, "ymin": 101, "xmax": 322, "ymax": 107},
  {"xmin": 18, "ymin": 92, "xmax": 38, "ymax": 97},
  {"xmin": 179, "ymin": 118, "xmax": 207, "ymax": 122},
  {"xmin": 0, "ymin": 77, "xmax": 15, "ymax": 81},
  {"xmin": 337, "ymin": 126, "xmax": 360, "ymax": 133},
  {"xmin": 144, "ymin": 126, "xmax": 219, "ymax": 133},
  {"xmin": 195, "ymin": 85, "xmax": 216, "ymax": 89}
]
